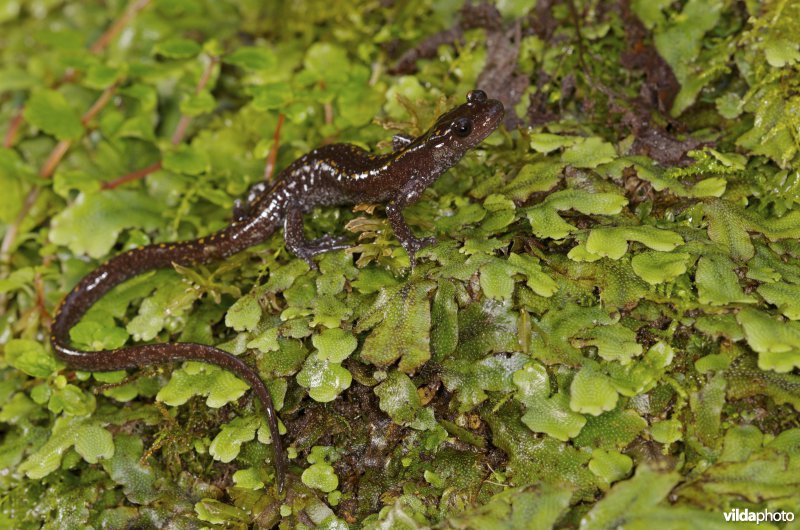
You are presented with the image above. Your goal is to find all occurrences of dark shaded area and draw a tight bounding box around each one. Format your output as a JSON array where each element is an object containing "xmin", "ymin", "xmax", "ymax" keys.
[
  {"xmin": 389, "ymin": 2, "xmax": 504, "ymax": 75},
  {"xmin": 390, "ymin": 2, "xmax": 529, "ymax": 128},
  {"xmin": 617, "ymin": 0, "xmax": 703, "ymax": 165},
  {"xmin": 391, "ymin": 0, "xmax": 706, "ymax": 165}
]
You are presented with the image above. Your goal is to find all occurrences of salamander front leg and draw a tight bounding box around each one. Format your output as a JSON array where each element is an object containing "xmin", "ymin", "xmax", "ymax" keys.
[
  {"xmin": 392, "ymin": 133, "xmax": 414, "ymax": 151},
  {"xmin": 385, "ymin": 202, "xmax": 436, "ymax": 268},
  {"xmin": 284, "ymin": 207, "xmax": 349, "ymax": 269},
  {"xmin": 233, "ymin": 181, "xmax": 270, "ymax": 221}
]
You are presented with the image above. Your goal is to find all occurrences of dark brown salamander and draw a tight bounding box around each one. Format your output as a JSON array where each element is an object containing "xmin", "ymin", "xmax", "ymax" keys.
[{"xmin": 50, "ymin": 90, "xmax": 504, "ymax": 492}]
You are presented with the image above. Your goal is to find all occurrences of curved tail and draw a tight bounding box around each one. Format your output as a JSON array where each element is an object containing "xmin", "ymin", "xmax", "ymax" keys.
[{"xmin": 50, "ymin": 215, "xmax": 287, "ymax": 491}]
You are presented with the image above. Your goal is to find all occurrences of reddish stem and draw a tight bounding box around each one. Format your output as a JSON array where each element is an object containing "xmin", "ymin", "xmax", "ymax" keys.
[
  {"xmin": 34, "ymin": 257, "xmax": 53, "ymax": 323},
  {"xmin": 89, "ymin": 0, "xmax": 153, "ymax": 55},
  {"xmin": 82, "ymin": 84, "xmax": 116, "ymax": 126},
  {"xmin": 170, "ymin": 115, "xmax": 193, "ymax": 146},
  {"xmin": 38, "ymin": 83, "xmax": 117, "ymax": 179},
  {"xmin": 39, "ymin": 141, "xmax": 72, "ymax": 179},
  {"xmin": 0, "ymin": 187, "xmax": 41, "ymax": 269},
  {"xmin": 109, "ymin": 56, "xmax": 218, "ymax": 189},
  {"xmin": 170, "ymin": 56, "xmax": 219, "ymax": 145},
  {"xmin": 263, "ymin": 113, "xmax": 285, "ymax": 182},
  {"xmin": 3, "ymin": 110, "xmax": 24, "ymax": 148},
  {"xmin": 102, "ymin": 161, "xmax": 163, "ymax": 190}
]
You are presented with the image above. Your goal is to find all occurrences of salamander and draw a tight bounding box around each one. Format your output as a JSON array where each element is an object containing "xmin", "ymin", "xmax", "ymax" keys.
[{"xmin": 50, "ymin": 90, "xmax": 504, "ymax": 492}]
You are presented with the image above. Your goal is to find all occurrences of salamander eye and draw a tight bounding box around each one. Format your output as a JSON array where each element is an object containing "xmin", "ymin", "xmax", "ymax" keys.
[
  {"xmin": 453, "ymin": 117, "xmax": 473, "ymax": 137},
  {"xmin": 467, "ymin": 90, "xmax": 487, "ymax": 103}
]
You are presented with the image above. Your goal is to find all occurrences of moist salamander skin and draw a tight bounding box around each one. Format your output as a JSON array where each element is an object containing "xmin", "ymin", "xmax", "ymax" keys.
[{"xmin": 50, "ymin": 90, "xmax": 504, "ymax": 493}]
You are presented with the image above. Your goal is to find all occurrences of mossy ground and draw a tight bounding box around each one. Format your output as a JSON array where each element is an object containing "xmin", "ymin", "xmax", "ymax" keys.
[{"xmin": 2, "ymin": 1, "xmax": 800, "ymax": 528}]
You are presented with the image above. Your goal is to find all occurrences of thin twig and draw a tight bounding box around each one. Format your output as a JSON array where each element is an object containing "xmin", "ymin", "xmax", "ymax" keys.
[
  {"xmin": 39, "ymin": 141, "xmax": 72, "ymax": 179},
  {"xmin": 38, "ymin": 83, "xmax": 118, "ymax": 179},
  {"xmin": 2, "ymin": 109, "xmax": 24, "ymax": 148},
  {"xmin": 0, "ymin": 187, "xmax": 40, "ymax": 267},
  {"xmin": 107, "ymin": 56, "xmax": 219, "ymax": 190},
  {"xmin": 82, "ymin": 84, "xmax": 117, "ymax": 126},
  {"xmin": 263, "ymin": 113, "xmax": 284, "ymax": 182},
  {"xmin": 170, "ymin": 56, "xmax": 219, "ymax": 146},
  {"xmin": 89, "ymin": 0, "xmax": 153, "ymax": 55},
  {"xmin": 170, "ymin": 115, "xmax": 193, "ymax": 147},
  {"xmin": 34, "ymin": 256, "xmax": 54, "ymax": 324},
  {"xmin": 101, "ymin": 161, "xmax": 162, "ymax": 190}
]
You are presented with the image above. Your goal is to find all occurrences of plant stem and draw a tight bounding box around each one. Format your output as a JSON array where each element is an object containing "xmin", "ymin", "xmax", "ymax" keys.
[
  {"xmin": 107, "ymin": 55, "xmax": 219, "ymax": 189},
  {"xmin": 264, "ymin": 113, "xmax": 285, "ymax": 182}
]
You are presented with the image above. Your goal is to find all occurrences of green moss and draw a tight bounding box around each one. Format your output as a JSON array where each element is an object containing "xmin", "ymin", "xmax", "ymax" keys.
[{"xmin": 3, "ymin": 0, "xmax": 800, "ymax": 527}]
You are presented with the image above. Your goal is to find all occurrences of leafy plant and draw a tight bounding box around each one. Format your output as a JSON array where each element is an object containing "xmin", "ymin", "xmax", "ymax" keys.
[{"xmin": 2, "ymin": 0, "xmax": 800, "ymax": 528}]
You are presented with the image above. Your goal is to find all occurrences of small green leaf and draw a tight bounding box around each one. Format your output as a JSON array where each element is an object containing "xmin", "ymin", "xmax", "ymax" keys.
[
  {"xmin": 225, "ymin": 293, "xmax": 262, "ymax": 332},
  {"xmin": 500, "ymin": 161, "xmax": 562, "ymax": 201},
  {"xmin": 179, "ymin": 90, "xmax": 216, "ymax": 117},
  {"xmin": 570, "ymin": 364, "xmax": 618, "ymax": 416},
  {"xmin": 508, "ymin": 253, "xmax": 558, "ymax": 297},
  {"xmin": 514, "ymin": 363, "xmax": 587, "ymax": 441},
  {"xmin": 585, "ymin": 226, "xmax": 683, "ymax": 260},
  {"xmin": 224, "ymin": 46, "xmax": 277, "ymax": 70},
  {"xmin": 48, "ymin": 384, "xmax": 96, "ymax": 416},
  {"xmin": 650, "ymin": 419, "xmax": 682, "ymax": 444},
  {"xmin": 157, "ymin": 363, "xmax": 250, "ymax": 408},
  {"xmin": 127, "ymin": 276, "xmax": 196, "ymax": 341},
  {"xmin": 250, "ymin": 82, "xmax": 294, "ymax": 110},
  {"xmin": 24, "ymin": 90, "xmax": 83, "ymax": 140},
  {"xmin": 561, "ymin": 137, "xmax": 616, "ymax": 168},
  {"xmin": 50, "ymin": 190, "xmax": 164, "ymax": 258},
  {"xmin": 74, "ymin": 424, "xmax": 114, "ymax": 464},
  {"xmin": 0, "ymin": 147, "xmax": 30, "ymax": 219},
  {"xmin": 757, "ymin": 282, "xmax": 800, "ymax": 320},
  {"xmin": 374, "ymin": 371, "xmax": 420, "ymax": 425},
  {"xmin": 572, "ymin": 324, "xmax": 643, "ymax": 364},
  {"xmin": 479, "ymin": 260, "xmax": 516, "ymax": 301},
  {"xmin": 312, "ymin": 328, "xmax": 357, "ymax": 363},
  {"xmin": 358, "ymin": 282, "xmax": 435, "ymax": 372},
  {"xmin": 763, "ymin": 36, "xmax": 800, "ymax": 67},
  {"xmin": 209, "ymin": 416, "xmax": 258, "ymax": 463},
  {"xmin": 102, "ymin": 435, "xmax": 158, "ymax": 504},
  {"xmin": 579, "ymin": 467, "xmax": 680, "ymax": 527},
  {"xmin": 301, "ymin": 462, "xmax": 339, "ymax": 493},
  {"xmin": 443, "ymin": 353, "xmax": 528, "ymax": 413},
  {"xmin": 195, "ymin": 499, "xmax": 249, "ymax": 525},
  {"xmin": 737, "ymin": 308, "xmax": 800, "ymax": 372},
  {"xmin": 696, "ymin": 255, "xmax": 755, "ymax": 305},
  {"xmin": 153, "ymin": 38, "xmax": 201, "ymax": 59},
  {"xmin": 18, "ymin": 417, "xmax": 80, "ymax": 479},
  {"xmin": 162, "ymin": 145, "xmax": 210, "ymax": 175},
  {"xmin": 83, "ymin": 63, "xmax": 123, "ymax": 90},
  {"xmin": 247, "ymin": 327, "xmax": 280, "ymax": 353},
  {"xmin": 5, "ymin": 339, "xmax": 61, "ymax": 378},
  {"xmin": 446, "ymin": 486, "xmax": 572, "ymax": 529},
  {"xmin": 526, "ymin": 190, "xmax": 628, "ymax": 240},
  {"xmin": 588, "ymin": 449, "xmax": 633, "ymax": 485},
  {"xmin": 631, "ymin": 251, "xmax": 690, "ymax": 284},
  {"xmin": 296, "ymin": 353, "xmax": 352, "ymax": 402},
  {"xmin": 303, "ymin": 42, "xmax": 349, "ymax": 82},
  {"xmin": 233, "ymin": 467, "xmax": 265, "ymax": 490},
  {"xmin": 529, "ymin": 133, "xmax": 577, "ymax": 154},
  {"xmin": 704, "ymin": 199, "xmax": 754, "ymax": 261}
]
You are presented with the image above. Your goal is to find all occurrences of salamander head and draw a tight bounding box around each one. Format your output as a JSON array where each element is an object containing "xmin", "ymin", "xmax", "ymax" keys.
[{"xmin": 420, "ymin": 90, "xmax": 504, "ymax": 163}]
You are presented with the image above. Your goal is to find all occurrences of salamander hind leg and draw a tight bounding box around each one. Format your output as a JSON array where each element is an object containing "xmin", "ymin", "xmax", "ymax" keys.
[{"xmin": 283, "ymin": 207, "xmax": 350, "ymax": 270}]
